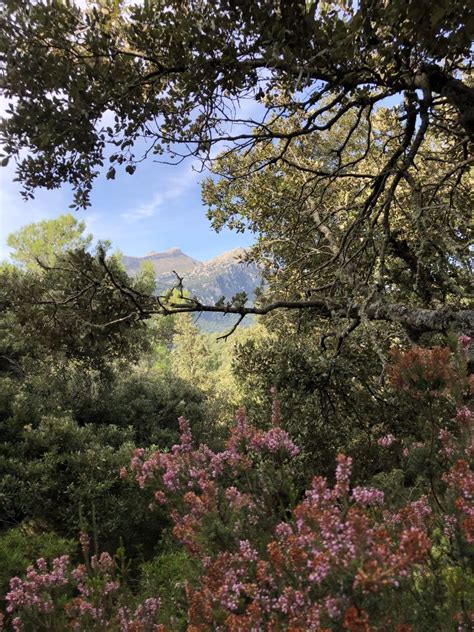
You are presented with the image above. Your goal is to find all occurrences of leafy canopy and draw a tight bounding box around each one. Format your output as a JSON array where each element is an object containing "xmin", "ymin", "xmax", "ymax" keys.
[
  {"xmin": 7, "ymin": 213, "xmax": 92, "ymax": 271},
  {"xmin": 0, "ymin": 0, "xmax": 472, "ymax": 337},
  {"xmin": 0, "ymin": 0, "xmax": 472, "ymax": 206}
]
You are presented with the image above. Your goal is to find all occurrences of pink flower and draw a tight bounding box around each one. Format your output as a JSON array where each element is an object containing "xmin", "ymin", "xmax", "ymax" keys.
[
  {"xmin": 443, "ymin": 514, "xmax": 457, "ymax": 538},
  {"xmin": 352, "ymin": 486, "xmax": 385, "ymax": 506},
  {"xmin": 458, "ymin": 334, "xmax": 471, "ymax": 351},
  {"xmin": 378, "ymin": 434, "xmax": 395, "ymax": 447},
  {"xmin": 438, "ymin": 428, "xmax": 455, "ymax": 457},
  {"xmin": 324, "ymin": 596, "xmax": 341, "ymax": 619},
  {"xmin": 154, "ymin": 490, "xmax": 167, "ymax": 505},
  {"xmin": 456, "ymin": 406, "xmax": 471, "ymax": 426},
  {"xmin": 239, "ymin": 540, "xmax": 258, "ymax": 562},
  {"xmin": 251, "ymin": 427, "xmax": 300, "ymax": 457},
  {"xmin": 11, "ymin": 618, "xmax": 23, "ymax": 632},
  {"xmin": 334, "ymin": 454, "xmax": 352, "ymax": 495}
]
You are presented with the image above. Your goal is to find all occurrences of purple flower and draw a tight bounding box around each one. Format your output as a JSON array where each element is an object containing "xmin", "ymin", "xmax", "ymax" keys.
[
  {"xmin": 378, "ymin": 434, "xmax": 395, "ymax": 447},
  {"xmin": 352, "ymin": 486, "xmax": 385, "ymax": 506},
  {"xmin": 456, "ymin": 406, "xmax": 471, "ymax": 426}
]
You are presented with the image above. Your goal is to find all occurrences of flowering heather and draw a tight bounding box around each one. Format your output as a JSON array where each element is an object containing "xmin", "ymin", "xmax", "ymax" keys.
[
  {"xmin": 127, "ymin": 409, "xmax": 300, "ymax": 554},
  {"xmin": 386, "ymin": 346, "xmax": 458, "ymax": 397},
  {"xmin": 352, "ymin": 486, "xmax": 385, "ymax": 506},
  {"xmin": 5, "ymin": 550, "xmax": 163, "ymax": 631},
  {"xmin": 443, "ymin": 459, "xmax": 474, "ymax": 544},
  {"xmin": 185, "ymin": 455, "xmax": 430, "ymax": 630},
  {"xmin": 3, "ymin": 344, "xmax": 473, "ymax": 630},
  {"xmin": 377, "ymin": 434, "xmax": 395, "ymax": 447},
  {"xmin": 458, "ymin": 334, "xmax": 471, "ymax": 352},
  {"xmin": 456, "ymin": 406, "xmax": 472, "ymax": 426},
  {"xmin": 6, "ymin": 556, "xmax": 69, "ymax": 615}
]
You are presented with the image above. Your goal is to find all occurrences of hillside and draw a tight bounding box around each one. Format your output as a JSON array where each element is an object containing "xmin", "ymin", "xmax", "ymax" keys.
[
  {"xmin": 123, "ymin": 247, "xmax": 262, "ymax": 332},
  {"xmin": 122, "ymin": 247, "xmax": 199, "ymax": 277}
]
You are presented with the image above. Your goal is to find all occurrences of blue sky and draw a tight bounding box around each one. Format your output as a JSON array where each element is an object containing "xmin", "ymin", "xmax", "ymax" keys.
[
  {"xmin": 0, "ymin": 0, "xmax": 253, "ymax": 263},
  {"xmin": 0, "ymin": 149, "xmax": 254, "ymax": 263}
]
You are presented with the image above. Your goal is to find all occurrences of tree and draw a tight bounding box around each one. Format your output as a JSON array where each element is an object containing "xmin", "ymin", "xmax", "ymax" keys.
[
  {"xmin": 0, "ymin": 0, "xmax": 472, "ymax": 337},
  {"xmin": 203, "ymin": 111, "xmax": 472, "ymax": 344},
  {"xmin": 6, "ymin": 214, "xmax": 92, "ymax": 271},
  {"xmin": 0, "ymin": 247, "xmax": 152, "ymax": 368}
]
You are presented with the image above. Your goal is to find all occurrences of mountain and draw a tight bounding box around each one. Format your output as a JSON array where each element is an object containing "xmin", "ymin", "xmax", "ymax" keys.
[
  {"xmin": 122, "ymin": 247, "xmax": 199, "ymax": 277},
  {"xmin": 123, "ymin": 247, "xmax": 262, "ymax": 332}
]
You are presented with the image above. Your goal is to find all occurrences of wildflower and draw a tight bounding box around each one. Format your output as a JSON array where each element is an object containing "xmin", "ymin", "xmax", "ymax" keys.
[
  {"xmin": 458, "ymin": 334, "xmax": 471, "ymax": 352},
  {"xmin": 335, "ymin": 454, "xmax": 352, "ymax": 495},
  {"xmin": 455, "ymin": 406, "xmax": 471, "ymax": 426},
  {"xmin": 352, "ymin": 487, "xmax": 385, "ymax": 506},
  {"xmin": 377, "ymin": 434, "xmax": 395, "ymax": 447}
]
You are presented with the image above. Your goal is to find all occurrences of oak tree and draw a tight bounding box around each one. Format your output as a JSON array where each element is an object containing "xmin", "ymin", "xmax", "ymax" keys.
[{"xmin": 1, "ymin": 0, "xmax": 472, "ymax": 337}]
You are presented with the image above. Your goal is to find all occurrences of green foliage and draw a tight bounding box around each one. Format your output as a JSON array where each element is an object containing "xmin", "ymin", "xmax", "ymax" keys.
[
  {"xmin": 139, "ymin": 548, "xmax": 199, "ymax": 629},
  {"xmin": 233, "ymin": 323, "xmax": 382, "ymax": 479},
  {"xmin": 0, "ymin": 416, "xmax": 164, "ymax": 556},
  {"xmin": 6, "ymin": 214, "xmax": 92, "ymax": 271},
  {"xmin": 0, "ymin": 525, "xmax": 75, "ymax": 606},
  {"xmin": 203, "ymin": 110, "xmax": 472, "ymax": 321},
  {"xmin": 0, "ymin": 0, "xmax": 471, "ymax": 208},
  {"xmin": 0, "ymin": 253, "xmax": 152, "ymax": 369}
]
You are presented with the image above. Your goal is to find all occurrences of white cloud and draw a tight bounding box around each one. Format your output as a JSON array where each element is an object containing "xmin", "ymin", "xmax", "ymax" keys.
[
  {"xmin": 120, "ymin": 163, "xmax": 200, "ymax": 223},
  {"xmin": 83, "ymin": 212, "xmax": 102, "ymax": 231},
  {"xmin": 120, "ymin": 191, "xmax": 164, "ymax": 223}
]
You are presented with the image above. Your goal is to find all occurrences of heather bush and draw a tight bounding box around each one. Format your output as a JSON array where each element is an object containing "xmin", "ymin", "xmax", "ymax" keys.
[
  {"xmin": 1, "ymin": 339, "xmax": 472, "ymax": 630},
  {"xmin": 4, "ymin": 541, "xmax": 163, "ymax": 632},
  {"xmin": 0, "ymin": 526, "xmax": 75, "ymax": 610}
]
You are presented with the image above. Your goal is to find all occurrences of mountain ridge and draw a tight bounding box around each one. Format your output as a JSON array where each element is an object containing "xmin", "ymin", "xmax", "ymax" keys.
[{"xmin": 122, "ymin": 247, "xmax": 262, "ymax": 332}]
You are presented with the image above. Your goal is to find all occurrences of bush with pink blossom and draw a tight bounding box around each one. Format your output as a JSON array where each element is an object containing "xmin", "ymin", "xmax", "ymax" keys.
[{"xmin": 1, "ymin": 340, "xmax": 472, "ymax": 630}]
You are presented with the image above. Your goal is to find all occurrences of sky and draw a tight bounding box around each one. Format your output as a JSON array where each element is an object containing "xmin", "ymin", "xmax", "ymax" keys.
[{"xmin": 0, "ymin": 143, "xmax": 255, "ymax": 263}]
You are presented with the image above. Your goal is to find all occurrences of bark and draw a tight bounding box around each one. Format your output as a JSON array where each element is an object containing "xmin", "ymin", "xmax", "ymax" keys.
[
  {"xmin": 414, "ymin": 64, "xmax": 474, "ymax": 140},
  {"xmin": 165, "ymin": 298, "xmax": 473, "ymax": 335}
]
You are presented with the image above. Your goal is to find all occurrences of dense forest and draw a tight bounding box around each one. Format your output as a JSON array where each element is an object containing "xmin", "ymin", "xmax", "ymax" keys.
[{"xmin": 0, "ymin": 1, "xmax": 472, "ymax": 630}]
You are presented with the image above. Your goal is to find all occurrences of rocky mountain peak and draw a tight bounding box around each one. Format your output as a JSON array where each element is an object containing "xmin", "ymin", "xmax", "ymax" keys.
[{"xmin": 122, "ymin": 247, "xmax": 262, "ymax": 331}]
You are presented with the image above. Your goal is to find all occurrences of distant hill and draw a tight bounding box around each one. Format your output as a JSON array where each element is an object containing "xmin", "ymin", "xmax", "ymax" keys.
[
  {"xmin": 122, "ymin": 247, "xmax": 199, "ymax": 277},
  {"xmin": 123, "ymin": 247, "xmax": 262, "ymax": 332}
]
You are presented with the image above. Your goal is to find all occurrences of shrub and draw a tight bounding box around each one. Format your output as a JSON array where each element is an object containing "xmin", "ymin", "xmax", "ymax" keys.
[
  {"xmin": 0, "ymin": 417, "xmax": 164, "ymax": 557},
  {"xmin": 0, "ymin": 525, "xmax": 75, "ymax": 610},
  {"xmin": 2, "ymin": 340, "xmax": 472, "ymax": 630}
]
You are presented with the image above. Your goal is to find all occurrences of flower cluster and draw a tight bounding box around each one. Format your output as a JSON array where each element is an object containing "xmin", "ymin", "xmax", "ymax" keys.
[
  {"xmin": 352, "ymin": 486, "xmax": 385, "ymax": 506},
  {"xmin": 6, "ymin": 556, "xmax": 69, "ymax": 616},
  {"xmin": 127, "ymin": 410, "xmax": 299, "ymax": 554},
  {"xmin": 386, "ymin": 346, "xmax": 458, "ymax": 397},
  {"xmin": 185, "ymin": 455, "xmax": 429, "ymax": 630},
  {"xmin": 443, "ymin": 459, "xmax": 474, "ymax": 544},
  {"xmin": 5, "ymin": 547, "xmax": 163, "ymax": 631},
  {"xmin": 3, "ymin": 343, "xmax": 473, "ymax": 630},
  {"xmin": 456, "ymin": 406, "xmax": 472, "ymax": 426},
  {"xmin": 377, "ymin": 433, "xmax": 395, "ymax": 447}
]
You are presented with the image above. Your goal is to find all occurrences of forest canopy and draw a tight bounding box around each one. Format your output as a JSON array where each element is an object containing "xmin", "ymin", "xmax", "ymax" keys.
[{"xmin": 0, "ymin": 0, "xmax": 472, "ymax": 342}]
